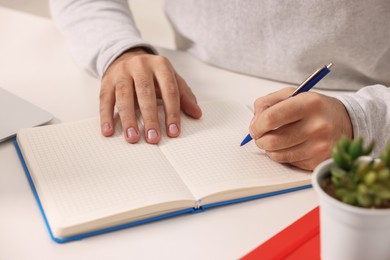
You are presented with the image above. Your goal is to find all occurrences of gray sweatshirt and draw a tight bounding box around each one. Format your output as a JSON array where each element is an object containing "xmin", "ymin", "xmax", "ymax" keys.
[{"xmin": 50, "ymin": 0, "xmax": 390, "ymax": 156}]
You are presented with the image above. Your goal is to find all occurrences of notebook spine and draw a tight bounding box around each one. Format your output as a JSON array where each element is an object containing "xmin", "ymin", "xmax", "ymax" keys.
[{"xmin": 192, "ymin": 199, "xmax": 205, "ymax": 213}]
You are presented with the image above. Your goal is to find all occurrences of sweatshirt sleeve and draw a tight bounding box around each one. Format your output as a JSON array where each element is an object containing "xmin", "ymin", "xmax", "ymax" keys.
[
  {"xmin": 49, "ymin": 0, "xmax": 158, "ymax": 78},
  {"xmin": 337, "ymin": 84, "xmax": 390, "ymax": 157}
]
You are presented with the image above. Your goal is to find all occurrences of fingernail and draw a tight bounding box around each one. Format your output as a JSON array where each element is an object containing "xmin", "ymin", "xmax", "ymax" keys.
[
  {"xmin": 127, "ymin": 127, "xmax": 138, "ymax": 140},
  {"xmin": 168, "ymin": 124, "xmax": 179, "ymax": 136},
  {"xmin": 101, "ymin": 123, "xmax": 111, "ymax": 133},
  {"xmin": 147, "ymin": 129, "xmax": 158, "ymax": 141}
]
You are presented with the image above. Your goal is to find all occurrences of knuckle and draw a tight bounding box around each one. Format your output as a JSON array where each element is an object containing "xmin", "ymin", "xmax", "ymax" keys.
[
  {"xmin": 260, "ymin": 135, "xmax": 278, "ymax": 150},
  {"xmin": 305, "ymin": 93, "xmax": 324, "ymax": 110},
  {"xmin": 267, "ymin": 151, "xmax": 283, "ymax": 163},
  {"xmin": 166, "ymin": 111, "xmax": 180, "ymax": 122},
  {"xmin": 116, "ymin": 103, "xmax": 130, "ymax": 113},
  {"xmin": 101, "ymin": 76, "xmax": 111, "ymax": 86},
  {"xmin": 261, "ymin": 112, "xmax": 275, "ymax": 129},
  {"xmin": 154, "ymin": 55, "xmax": 172, "ymax": 68},
  {"xmin": 268, "ymin": 151, "xmax": 296, "ymax": 163},
  {"xmin": 131, "ymin": 55, "xmax": 148, "ymax": 67},
  {"xmin": 99, "ymin": 104, "xmax": 109, "ymax": 114},
  {"xmin": 99, "ymin": 88, "xmax": 111, "ymax": 103},
  {"xmin": 142, "ymin": 117, "xmax": 157, "ymax": 127},
  {"xmin": 254, "ymin": 138, "xmax": 263, "ymax": 149},
  {"xmin": 254, "ymin": 98, "xmax": 265, "ymax": 110},
  {"xmin": 313, "ymin": 119, "xmax": 333, "ymax": 136},
  {"xmin": 139, "ymin": 103, "xmax": 155, "ymax": 113},
  {"xmin": 136, "ymin": 80, "xmax": 154, "ymax": 97},
  {"xmin": 115, "ymin": 80, "xmax": 131, "ymax": 99},
  {"xmin": 282, "ymin": 153, "xmax": 294, "ymax": 163},
  {"xmin": 164, "ymin": 82, "xmax": 178, "ymax": 96},
  {"xmin": 267, "ymin": 135, "xmax": 279, "ymax": 149},
  {"xmin": 320, "ymin": 122, "xmax": 333, "ymax": 135}
]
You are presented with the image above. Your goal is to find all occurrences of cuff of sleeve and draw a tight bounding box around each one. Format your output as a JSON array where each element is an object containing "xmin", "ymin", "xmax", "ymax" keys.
[
  {"xmin": 97, "ymin": 39, "xmax": 158, "ymax": 79},
  {"xmin": 337, "ymin": 94, "xmax": 371, "ymax": 144}
]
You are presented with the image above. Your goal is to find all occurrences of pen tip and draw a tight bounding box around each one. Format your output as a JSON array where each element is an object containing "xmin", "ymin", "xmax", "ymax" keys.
[
  {"xmin": 327, "ymin": 63, "xmax": 333, "ymax": 69},
  {"xmin": 240, "ymin": 134, "xmax": 253, "ymax": 146}
]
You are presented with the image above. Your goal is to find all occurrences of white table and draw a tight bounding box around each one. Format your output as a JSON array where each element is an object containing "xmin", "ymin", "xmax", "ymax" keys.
[{"xmin": 0, "ymin": 7, "xmax": 346, "ymax": 260}]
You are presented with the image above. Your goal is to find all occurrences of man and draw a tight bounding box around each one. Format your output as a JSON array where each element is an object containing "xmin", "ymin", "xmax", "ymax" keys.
[{"xmin": 50, "ymin": 0, "xmax": 390, "ymax": 170}]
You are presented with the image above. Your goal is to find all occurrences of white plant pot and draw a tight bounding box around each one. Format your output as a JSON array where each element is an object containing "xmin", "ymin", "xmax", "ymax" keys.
[{"xmin": 312, "ymin": 158, "xmax": 390, "ymax": 260}]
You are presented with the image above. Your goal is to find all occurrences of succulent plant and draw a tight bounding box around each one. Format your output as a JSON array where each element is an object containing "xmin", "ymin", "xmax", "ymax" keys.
[{"xmin": 322, "ymin": 136, "xmax": 390, "ymax": 209}]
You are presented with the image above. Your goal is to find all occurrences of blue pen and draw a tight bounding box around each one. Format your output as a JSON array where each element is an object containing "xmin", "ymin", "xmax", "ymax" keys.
[{"xmin": 240, "ymin": 63, "xmax": 333, "ymax": 146}]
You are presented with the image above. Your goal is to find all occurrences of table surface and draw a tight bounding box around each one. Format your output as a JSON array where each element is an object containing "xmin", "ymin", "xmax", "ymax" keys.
[{"xmin": 0, "ymin": 7, "xmax": 347, "ymax": 260}]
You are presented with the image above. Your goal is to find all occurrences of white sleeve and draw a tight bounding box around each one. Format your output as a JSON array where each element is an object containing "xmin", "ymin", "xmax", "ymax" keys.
[
  {"xmin": 49, "ymin": 0, "xmax": 158, "ymax": 78},
  {"xmin": 338, "ymin": 84, "xmax": 390, "ymax": 157}
]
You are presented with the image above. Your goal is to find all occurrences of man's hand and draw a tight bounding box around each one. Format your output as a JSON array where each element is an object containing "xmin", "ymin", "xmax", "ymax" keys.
[
  {"xmin": 99, "ymin": 48, "xmax": 202, "ymax": 144},
  {"xmin": 250, "ymin": 87, "xmax": 353, "ymax": 170}
]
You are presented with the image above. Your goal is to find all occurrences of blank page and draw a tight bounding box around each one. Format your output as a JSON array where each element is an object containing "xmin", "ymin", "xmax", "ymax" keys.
[
  {"xmin": 17, "ymin": 118, "xmax": 195, "ymax": 237},
  {"xmin": 158, "ymin": 101, "xmax": 311, "ymax": 201}
]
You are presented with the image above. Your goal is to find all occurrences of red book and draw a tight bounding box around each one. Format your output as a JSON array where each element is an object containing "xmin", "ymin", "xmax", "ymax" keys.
[{"xmin": 241, "ymin": 206, "xmax": 320, "ymax": 260}]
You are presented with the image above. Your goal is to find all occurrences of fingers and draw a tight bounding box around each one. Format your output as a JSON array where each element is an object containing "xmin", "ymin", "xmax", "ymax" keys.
[
  {"xmin": 114, "ymin": 77, "xmax": 141, "ymax": 143},
  {"xmin": 153, "ymin": 69, "xmax": 202, "ymax": 139},
  {"xmin": 265, "ymin": 140, "xmax": 333, "ymax": 171},
  {"xmin": 133, "ymin": 69, "xmax": 161, "ymax": 144},
  {"xmin": 154, "ymin": 57, "xmax": 181, "ymax": 138},
  {"xmin": 99, "ymin": 79, "xmax": 116, "ymax": 137},
  {"xmin": 176, "ymin": 73, "xmax": 202, "ymax": 119},
  {"xmin": 250, "ymin": 90, "xmax": 307, "ymax": 139},
  {"xmin": 255, "ymin": 119, "xmax": 307, "ymax": 151},
  {"xmin": 255, "ymin": 111, "xmax": 331, "ymax": 171}
]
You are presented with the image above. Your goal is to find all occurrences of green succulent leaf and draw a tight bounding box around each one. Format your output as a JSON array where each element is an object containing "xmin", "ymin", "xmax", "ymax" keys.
[
  {"xmin": 342, "ymin": 193, "xmax": 357, "ymax": 205},
  {"xmin": 348, "ymin": 136, "xmax": 363, "ymax": 160},
  {"xmin": 330, "ymin": 167, "xmax": 347, "ymax": 178},
  {"xmin": 357, "ymin": 184, "xmax": 368, "ymax": 195},
  {"xmin": 357, "ymin": 194, "xmax": 373, "ymax": 207},
  {"xmin": 377, "ymin": 188, "xmax": 390, "ymax": 200},
  {"xmin": 356, "ymin": 162, "xmax": 370, "ymax": 179},
  {"xmin": 364, "ymin": 171, "xmax": 377, "ymax": 186},
  {"xmin": 338, "ymin": 136, "xmax": 350, "ymax": 153},
  {"xmin": 378, "ymin": 168, "xmax": 390, "ymax": 181},
  {"xmin": 335, "ymin": 188, "xmax": 348, "ymax": 199},
  {"xmin": 332, "ymin": 148, "xmax": 352, "ymax": 170},
  {"xmin": 380, "ymin": 143, "xmax": 390, "ymax": 167}
]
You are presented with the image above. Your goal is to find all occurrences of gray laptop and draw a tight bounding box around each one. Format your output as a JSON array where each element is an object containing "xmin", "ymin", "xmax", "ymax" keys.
[{"xmin": 0, "ymin": 87, "xmax": 53, "ymax": 142}]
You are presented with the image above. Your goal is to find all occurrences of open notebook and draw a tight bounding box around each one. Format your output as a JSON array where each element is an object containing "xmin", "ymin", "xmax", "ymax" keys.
[{"xmin": 14, "ymin": 101, "xmax": 311, "ymax": 243}]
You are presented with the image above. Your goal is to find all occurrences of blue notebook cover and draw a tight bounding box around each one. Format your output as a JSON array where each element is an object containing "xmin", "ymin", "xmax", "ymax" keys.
[{"xmin": 14, "ymin": 137, "xmax": 311, "ymax": 243}]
